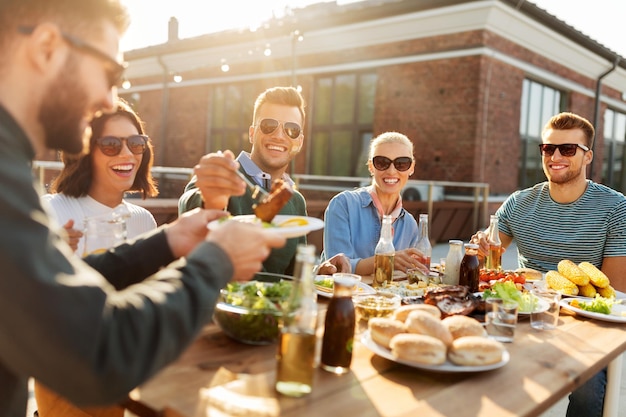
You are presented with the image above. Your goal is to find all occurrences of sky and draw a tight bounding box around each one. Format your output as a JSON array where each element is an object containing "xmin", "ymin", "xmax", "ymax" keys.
[{"xmin": 120, "ymin": 0, "xmax": 626, "ymax": 58}]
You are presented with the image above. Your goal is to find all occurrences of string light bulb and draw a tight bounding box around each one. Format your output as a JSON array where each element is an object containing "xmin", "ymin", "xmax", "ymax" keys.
[{"xmin": 220, "ymin": 59, "xmax": 230, "ymax": 72}]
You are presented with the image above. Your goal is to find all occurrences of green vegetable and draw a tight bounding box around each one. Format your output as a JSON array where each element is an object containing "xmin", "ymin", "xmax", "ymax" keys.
[
  {"xmin": 576, "ymin": 294, "xmax": 621, "ymax": 315},
  {"xmin": 483, "ymin": 281, "xmax": 535, "ymax": 312},
  {"xmin": 315, "ymin": 277, "xmax": 334, "ymax": 289},
  {"xmin": 223, "ymin": 280, "xmax": 292, "ymax": 311},
  {"xmin": 215, "ymin": 280, "xmax": 293, "ymax": 344}
]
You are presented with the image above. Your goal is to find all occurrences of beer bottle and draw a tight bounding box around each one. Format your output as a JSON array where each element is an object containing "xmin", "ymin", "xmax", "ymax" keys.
[
  {"xmin": 413, "ymin": 213, "xmax": 432, "ymax": 270},
  {"xmin": 374, "ymin": 215, "xmax": 395, "ymax": 287},
  {"xmin": 276, "ymin": 244, "xmax": 318, "ymax": 397},
  {"xmin": 485, "ymin": 215, "xmax": 502, "ymax": 271}
]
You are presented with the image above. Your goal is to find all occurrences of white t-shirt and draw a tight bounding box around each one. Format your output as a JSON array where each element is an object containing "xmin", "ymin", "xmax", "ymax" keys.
[{"xmin": 41, "ymin": 193, "xmax": 157, "ymax": 256}]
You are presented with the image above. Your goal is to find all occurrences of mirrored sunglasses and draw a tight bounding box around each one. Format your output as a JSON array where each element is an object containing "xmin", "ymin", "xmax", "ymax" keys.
[
  {"xmin": 372, "ymin": 156, "xmax": 413, "ymax": 172},
  {"xmin": 257, "ymin": 118, "xmax": 302, "ymax": 139},
  {"xmin": 95, "ymin": 135, "xmax": 149, "ymax": 156},
  {"xmin": 538, "ymin": 143, "xmax": 589, "ymax": 157}
]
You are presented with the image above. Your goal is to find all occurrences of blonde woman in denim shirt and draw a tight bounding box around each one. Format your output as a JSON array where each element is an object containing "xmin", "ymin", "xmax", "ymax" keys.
[{"xmin": 322, "ymin": 132, "xmax": 428, "ymax": 276}]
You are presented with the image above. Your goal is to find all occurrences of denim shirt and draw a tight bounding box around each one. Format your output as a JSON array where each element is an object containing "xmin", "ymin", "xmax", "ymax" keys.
[{"xmin": 322, "ymin": 187, "xmax": 419, "ymax": 272}]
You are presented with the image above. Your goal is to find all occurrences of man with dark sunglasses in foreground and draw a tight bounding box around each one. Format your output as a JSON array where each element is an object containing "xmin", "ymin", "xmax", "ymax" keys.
[
  {"xmin": 0, "ymin": 1, "xmax": 287, "ymax": 416},
  {"xmin": 179, "ymin": 86, "xmax": 350, "ymax": 276},
  {"xmin": 471, "ymin": 111, "xmax": 626, "ymax": 417}
]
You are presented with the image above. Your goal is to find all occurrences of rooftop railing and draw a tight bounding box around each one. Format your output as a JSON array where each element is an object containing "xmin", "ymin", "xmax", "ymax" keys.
[{"xmin": 33, "ymin": 161, "xmax": 491, "ymax": 230}]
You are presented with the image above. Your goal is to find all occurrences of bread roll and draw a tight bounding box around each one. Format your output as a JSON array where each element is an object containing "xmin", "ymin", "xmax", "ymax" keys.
[
  {"xmin": 405, "ymin": 311, "xmax": 453, "ymax": 346},
  {"xmin": 368, "ymin": 317, "xmax": 407, "ymax": 349},
  {"xmin": 441, "ymin": 315, "xmax": 486, "ymax": 339},
  {"xmin": 393, "ymin": 304, "xmax": 441, "ymax": 322},
  {"xmin": 389, "ymin": 333, "xmax": 446, "ymax": 365},
  {"xmin": 448, "ymin": 336, "xmax": 504, "ymax": 366}
]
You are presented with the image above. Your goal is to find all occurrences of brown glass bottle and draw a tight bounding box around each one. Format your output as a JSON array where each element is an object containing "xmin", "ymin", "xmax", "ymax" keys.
[
  {"xmin": 321, "ymin": 276, "xmax": 356, "ymax": 374},
  {"xmin": 459, "ymin": 243, "xmax": 480, "ymax": 293}
]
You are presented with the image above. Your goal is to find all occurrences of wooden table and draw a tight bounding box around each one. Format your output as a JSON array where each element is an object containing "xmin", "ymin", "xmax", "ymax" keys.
[{"xmin": 129, "ymin": 306, "xmax": 626, "ymax": 417}]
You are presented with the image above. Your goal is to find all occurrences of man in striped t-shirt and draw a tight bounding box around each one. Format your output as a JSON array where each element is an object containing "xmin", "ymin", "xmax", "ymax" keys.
[{"xmin": 473, "ymin": 111, "xmax": 626, "ymax": 417}]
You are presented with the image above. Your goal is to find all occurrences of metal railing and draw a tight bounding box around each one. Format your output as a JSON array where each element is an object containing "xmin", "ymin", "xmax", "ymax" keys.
[
  {"xmin": 292, "ymin": 174, "xmax": 490, "ymax": 231},
  {"xmin": 33, "ymin": 161, "xmax": 491, "ymax": 230}
]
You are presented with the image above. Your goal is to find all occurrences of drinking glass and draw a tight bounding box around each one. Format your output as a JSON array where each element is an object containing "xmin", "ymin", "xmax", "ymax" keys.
[
  {"xmin": 83, "ymin": 215, "xmax": 127, "ymax": 256},
  {"xmin": 530, "ymin": 289, "xmax": 561, "ymax": 330},
  {"xmin": 485, "ymin": 298, "xmax": 518, "ymax": 343}
]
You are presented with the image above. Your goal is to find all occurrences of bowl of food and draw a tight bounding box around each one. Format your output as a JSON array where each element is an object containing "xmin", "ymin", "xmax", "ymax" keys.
[
  {"xmin": 213, "ymin": 273, "xmax": 292, "ymax": 345},
  {"xmin": 353, "ymin": 292, "xmax": 402, "ymax": 322}
]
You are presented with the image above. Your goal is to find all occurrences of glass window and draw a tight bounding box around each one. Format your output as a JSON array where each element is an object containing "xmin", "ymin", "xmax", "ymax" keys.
[
  {"xmin": 358, "ymin": 74, "xmax": 376, "ymax": 124},
  {"xmin": 518, "ymin": 79, "xmax": 563, "ymax": 188},
  {"xmin": 310, "ymin": 131, "xmax": 329, "ymax": 175},
  {"xmin": 309, "ymin": 72, "xmax": 376, "ymax": 176},
  {"xmin": 210, "ymin": 84, "xmax": 256, "ymax": 152},
  {"xmin": 603, "ymin": 109, "xmax": 626, "ymax": 192}
]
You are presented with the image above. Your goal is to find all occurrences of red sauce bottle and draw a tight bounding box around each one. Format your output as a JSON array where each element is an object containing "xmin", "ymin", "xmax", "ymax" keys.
[
  {"xmin": 321, "ymin": 275, "xmax": 357, "ymax": 374},
  {"xmin": 459, "ymin": 243, "xmax": 480, "ymax": 293}
]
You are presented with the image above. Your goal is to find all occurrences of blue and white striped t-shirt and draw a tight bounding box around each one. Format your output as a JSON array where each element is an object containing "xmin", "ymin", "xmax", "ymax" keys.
[{"xmin": 496, "ymin": 180, "xmax": 626, "ymax": 272}]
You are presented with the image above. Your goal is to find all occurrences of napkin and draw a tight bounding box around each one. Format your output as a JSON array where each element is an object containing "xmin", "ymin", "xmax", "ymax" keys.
[{"xmin": 194, "ymin": 368, "xmax": 279, "ymax": 417}]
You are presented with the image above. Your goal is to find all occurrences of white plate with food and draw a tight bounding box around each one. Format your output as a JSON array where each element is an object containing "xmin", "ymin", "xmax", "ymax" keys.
[
  {"xmin": 360, "ymin": 330, "xmax": 509, "ymax": 373},
  {"xmin": 314, "ymin": 276, "xmax": 376, "ymax": 298},
  {"xmin": 559, "ymin": 298, "xmax": 626, "ymax": 323},
  {"xmin": 208, "ymin": 215, "xmax": 324, "ymax": 239}
]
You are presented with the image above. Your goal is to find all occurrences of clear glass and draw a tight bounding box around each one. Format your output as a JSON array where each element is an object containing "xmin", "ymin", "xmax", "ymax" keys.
[
  {"xmin": 82, "ymin": 210, "xmax": 127, "ymax": 256},
  {"xmin": 485, "ymin": 298, "xmax": 518, "ymax": 343},
  {"xmin": 530, "ymin": 289, "xmax": 561, "ymax": 330}
]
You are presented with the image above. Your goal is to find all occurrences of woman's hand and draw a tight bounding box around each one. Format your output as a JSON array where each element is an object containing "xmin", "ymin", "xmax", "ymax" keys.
[
  {"xmin": 317, "ymin": 253, "xmax": 351, "ymax": 275},
  {"xmin": 395, "ymin": 248, "xmax": 429, "ymax": 274},
  {"xmin": 62, "ymin": 219, "xmax": 83, "ymax": 252}
]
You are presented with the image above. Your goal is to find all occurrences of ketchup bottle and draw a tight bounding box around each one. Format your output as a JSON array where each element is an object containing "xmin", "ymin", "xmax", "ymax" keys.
[{"xmin": 459, "ymin": 243, "xmax": 480, "ymax": 293}]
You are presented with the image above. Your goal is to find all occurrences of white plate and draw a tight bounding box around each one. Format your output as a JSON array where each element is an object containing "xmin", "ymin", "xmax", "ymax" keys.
[
  {"xmin": 360, "ymin": 330, "xmax": 510, "ymax": 373},
  {"xmin": 314, "ymin": 280, "xmax": 376, "ymax": 298},
  {"xmin": 559, "ymin": 299, "xmax": 626, "ymax": 323},
  {"xmin": 208, "ymin": 215, "xmax": 324, "ymax": 239}
]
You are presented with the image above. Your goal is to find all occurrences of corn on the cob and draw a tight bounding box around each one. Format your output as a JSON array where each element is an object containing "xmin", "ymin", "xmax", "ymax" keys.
[
  {"xmin": 597, "ymin": 285, "xmax": 616, "ymax": 299},
  {"xmin": 557, "ymin": 260, "xmax": 590, "ymax": 286},
  {"xmin": 577, "ymin": 262, "xmax": 610, "ymax": 289},
  {"xmin": 546, "ymin": 270, "xmax": 579, "ymax": 295},
  {"xmin": 577, "ymin": 283, "xmax": 597, "ymax": 298}
]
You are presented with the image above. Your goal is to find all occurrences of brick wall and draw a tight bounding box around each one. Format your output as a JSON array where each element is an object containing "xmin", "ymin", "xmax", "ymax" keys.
[{"xmin": 121, "ymin": 28, "xmax": 611, "ymax": 199}]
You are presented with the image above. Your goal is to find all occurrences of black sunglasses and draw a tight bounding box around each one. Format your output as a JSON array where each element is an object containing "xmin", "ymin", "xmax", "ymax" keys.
[
  {"xmin": 95, "ymin": 135, "xmax": 149, "ymax": 156},
  {"xmin": 538, "ymin": 143, "xmax": 589, "ymax": 157},
  {"xmin": 372, "ymin": 156, "xmax": 413, "ymax": 172},
  {"xmin": 18, "ymin": 26, "xmax": 127, "ymax": 88},
  {"xmin": 256, "ymin": 118, "xmax": 302, "ymax": 140}
]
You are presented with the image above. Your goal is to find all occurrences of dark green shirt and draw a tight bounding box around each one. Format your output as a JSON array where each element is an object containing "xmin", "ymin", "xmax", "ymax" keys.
[
  {"xmin": 0, "ymin": 106, "xmax": 233, "ymax": 417},
  {"xmin": 179, "ymin": 168, "xmax": 307, "ymax": 276}
]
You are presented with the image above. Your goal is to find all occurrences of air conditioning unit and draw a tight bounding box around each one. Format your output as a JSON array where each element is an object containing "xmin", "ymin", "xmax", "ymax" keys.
[{"xmin": 402, "ymin": 184, "xmax": 444, "ymax": 201}]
